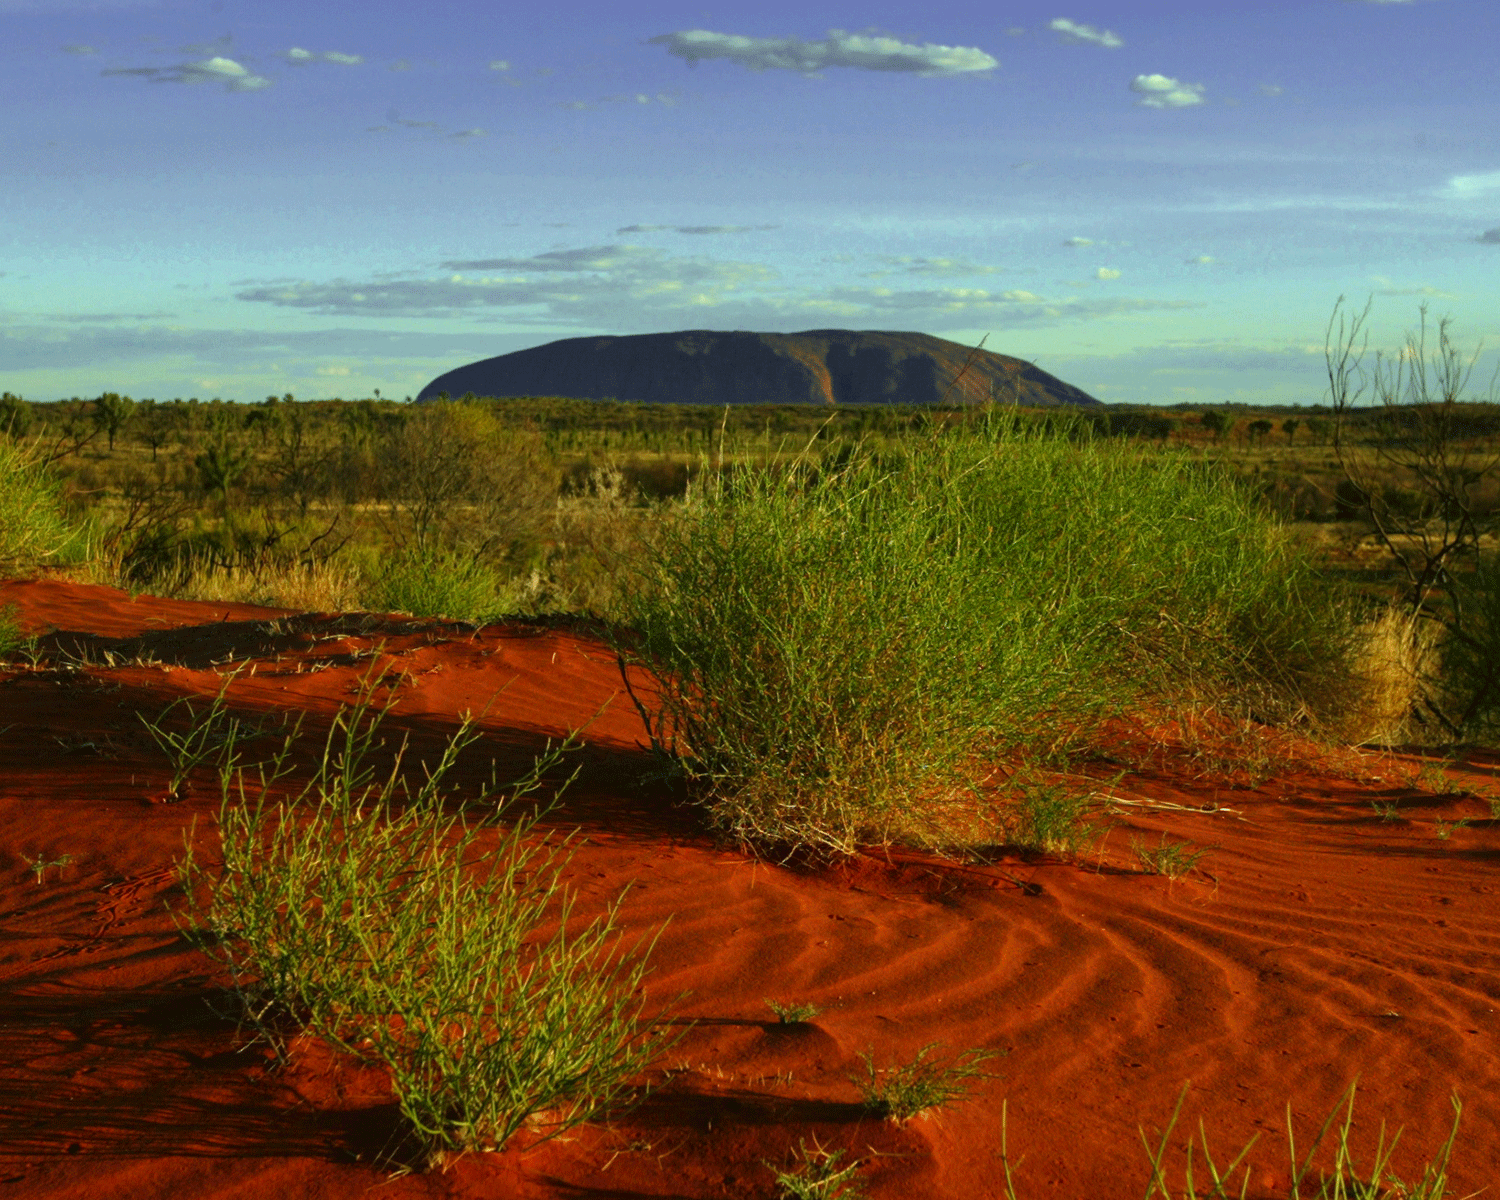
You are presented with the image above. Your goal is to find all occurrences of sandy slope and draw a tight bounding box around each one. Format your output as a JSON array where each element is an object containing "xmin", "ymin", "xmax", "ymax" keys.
[{"xmin": 2, "ymin": 577, "xmax": 1498, "ymax": 1198}]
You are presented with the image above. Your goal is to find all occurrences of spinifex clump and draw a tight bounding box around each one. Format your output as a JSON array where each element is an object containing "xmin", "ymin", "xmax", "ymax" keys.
[
  {"xmin": 620, "ymin": 418, "xmax": 1355, "ymax": 856},
  {"xmin": 175, "ymin": 681, "xmax": 674, "ymax": 1164}
]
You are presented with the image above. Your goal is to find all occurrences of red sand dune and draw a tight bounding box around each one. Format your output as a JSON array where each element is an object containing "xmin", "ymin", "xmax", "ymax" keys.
[{"xmin": 3, "ymin": 577, "xmax": 1499, "ymax": 1198}]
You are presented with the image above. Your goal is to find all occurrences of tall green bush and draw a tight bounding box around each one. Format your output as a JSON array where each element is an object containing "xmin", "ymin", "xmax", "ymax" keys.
[{"xmin": 618, "ymin": 421, "xmax": 1354, "ymax": 854}]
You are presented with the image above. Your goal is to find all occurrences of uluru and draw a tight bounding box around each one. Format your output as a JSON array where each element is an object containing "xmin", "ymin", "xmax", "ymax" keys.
[{"xmin": 416, "ymin": 329, "xmax": 1102, "ymax": 407}]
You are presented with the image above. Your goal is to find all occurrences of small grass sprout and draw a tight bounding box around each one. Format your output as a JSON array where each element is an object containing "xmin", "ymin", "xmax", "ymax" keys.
[
  {"xmin": 141, "ymin": 674, "xmax": 251, "ymax": 800},
  {"xmin": 1434, "ymin": 817, "xmax": 1469, "ymax": 841},
  {"xmin": 765, "ymin": 998, "xmax": 822, "ymax": 1025},
  {"xmin": 22, "ymin": 852, "xmax": 74, "ymax": 884},
  {"xmin": 1135, "ymin": 1080, "xmax": 1467, "ymax": 1200},
  {"xmin": 1131, "ymin": 834, "xmax": 1212, "ymax": 880},
  {"xmin": 766, "ymin": 1138, "xmax": 866, "ymax": 1200},
  {"xmin": 1371, "ymin": 799, "xmax": 1402, "ymax": 823},
  {"xmin": 853, "ymin": 1042, "xmax": 998, "ymax": 1123}
]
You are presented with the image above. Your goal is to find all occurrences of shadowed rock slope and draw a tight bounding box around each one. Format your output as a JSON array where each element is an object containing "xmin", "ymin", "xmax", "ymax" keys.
[{"xmin": 416, "ymin": 330, "xmax": 1101, "ymax": 407}]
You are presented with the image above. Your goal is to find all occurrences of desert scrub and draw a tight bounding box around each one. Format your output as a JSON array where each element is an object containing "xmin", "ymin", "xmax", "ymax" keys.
[
  {"xmin": 365, "ymin": 546, "xmax": 511, "ymax": 623},
  {"xmin": 619, "ymin": 420, "xmax": 1356, "ymax": 855},
  {"xmin": 0, "ymin": 440, "xmax": 84, "ymax": 571},
  {"xmin": 177, "ymin": 687, "xmax": 673, "ymax": 1163}
]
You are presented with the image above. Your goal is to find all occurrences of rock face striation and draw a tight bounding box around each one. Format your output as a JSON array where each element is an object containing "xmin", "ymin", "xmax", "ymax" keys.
[{"xmin": 416, "ymin": 330, "xmax": 1101, "ymax": 407}]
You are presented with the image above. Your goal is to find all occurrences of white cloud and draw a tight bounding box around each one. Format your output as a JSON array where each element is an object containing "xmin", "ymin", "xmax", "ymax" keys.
[
  {"xmin": 285, "ymin": 47, "xmax": 363, "ymax": 65},
  {"xmin": 1096, "ymin": 267, "xmax": 1121, "ymax": 280},
  {"xmin": 649, "ymin": 28, "xmax": 997, "ymax": 77},
  {"xmin": 1131, "ymin": 73, "xmax": 1205, "ymax": 108},
  {"xmin": 451, "ymin": 128, "xmax": 486, "ymax": 139},
  {"xmin": 1187, "ymin": 255, "xmax": 1215, "ymax": 264},
  {"xmin": 316, "ymin": 365, "xmax": 351, "ymax": 376},
  {"xmin": 488, "ymin": 59, "xmax": 510, "ymax": 71},
  {"xmin": 1048, "ymin": 18, "xmax": 1123, "ymax": 48},
  {"xmin": 62, "ymin": 43, "xmax": 97, "ymax": 55},
  {"xmin": 1446, "ymin": 170, "xmax": 1500, "ymax": 198},
  {"xmin": 1258, "ymin": 83, "xmax": 1283, "ymax": 96},
  {"xmin": 1064, "ymin": 236, "xmax": 1094, "ymax": 247},
  {"xmin": 104, "ymin": 56, "xmax": 272, "ymax": 91}
]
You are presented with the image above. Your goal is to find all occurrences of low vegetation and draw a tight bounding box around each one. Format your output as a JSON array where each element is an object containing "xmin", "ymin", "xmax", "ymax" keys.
[
  {"xmin": 620, "ymin": 418, "xmax": 1358, "ymax": 854},
  {"xmin": 852, "ymin": 1042, "xmax": 998, "ymax": 1123},
  {"xmin": 172, "ymin": 682, "xmax": 675, "ymax": 1165}
]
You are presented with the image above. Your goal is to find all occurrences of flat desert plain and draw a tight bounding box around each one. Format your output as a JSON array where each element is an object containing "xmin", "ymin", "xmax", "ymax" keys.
[{"xmin": 2, "ymin": 577, "xmax": 1498, "ymax": 1198}]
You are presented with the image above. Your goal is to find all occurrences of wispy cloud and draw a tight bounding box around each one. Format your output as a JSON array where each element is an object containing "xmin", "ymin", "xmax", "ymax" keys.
[
  {"xmin": 649, "ymin": 28, "xmax": 997, "ymax": 77},
  {"xmin": 62, "ymin": 43, "xmax": 97, "ymax": 55},
  {"xmin": 1130, "ymin": 73, "xmax": 1205, "ymax": 108},
  {"xmin": 103, "ymin": 55, "xmax": 272, "ymax": 92},
  {"xmin": 1445, "ymin": 170, "xmax": 1500, "ymax": 198},
  {"xmin": 283, "ymin": 47, "xmax": 364, "ymax": 65},
  {"xmin": 1096, "ymin": 267, "xmax": 1121, "ymax": 280},
  {"xmin": 1369, "ymin": 275, "xmax": 1456, "ymax": 297},
  {"xmin": 616, "ymin": 224, "xmax": 777, "ymax": 234},
  {"xmin": 870, "ymin": 256, "xmax": 1006, "ymax": 276},
  {"xmin": 558, "ymin": 92, "xmax": 680, "ymax": 111},
  {"xmin": 232, "ymin": 244, "xmax": 1190, "ymax": 333},
  {"xmin": 1479, "ymin": 228, "xmax": 1500, "ymax": 244},
  {"xmin": 1048, "ymin": 18, "xmax": 1123, "ymax": 48}
]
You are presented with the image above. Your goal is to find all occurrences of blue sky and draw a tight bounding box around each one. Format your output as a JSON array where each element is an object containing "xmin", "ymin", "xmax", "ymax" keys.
[{"xmin": 4, "ymin": 0, "xmax": 1498, "ymax": 406}]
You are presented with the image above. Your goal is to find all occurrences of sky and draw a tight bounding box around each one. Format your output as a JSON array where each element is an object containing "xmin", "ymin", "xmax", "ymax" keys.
[{"xmin": 4, "ymin": 0, "xmax": 1499, "ymax": 408}]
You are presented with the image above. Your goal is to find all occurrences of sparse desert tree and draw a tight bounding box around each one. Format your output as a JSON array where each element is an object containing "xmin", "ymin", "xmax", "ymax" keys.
[
  {"xmin": 1200, "ymin": 409, "xmax": 1227, "ymax": 441},
  {"xmin": 92, "ymin": 392, "xmax": 136, "ymax": 452},
  {"xmin": 1282, "ymin": 417, "xmax": 1300, "ymax": 445},
  {"xmin": 375, "ymin": 400, "xmax": 558, "ymax": 562},
  {"xmin": 1248, "ymin": 418, "xmax": 1274, "ymax": 446},
  {"xmin": 1326, "ymin": 295, "xmax": 1500, "ymax": 736}
]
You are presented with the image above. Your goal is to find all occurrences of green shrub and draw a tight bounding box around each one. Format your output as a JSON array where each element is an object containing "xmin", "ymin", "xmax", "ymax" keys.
[
  {"xmin": 368, "ymin": 548, "xmax": 509, "ymax": 623},
  {"xmin": 176, "ymin": 690, "xmax": 673, "ymax": 1163},
  {"xmin": 618, "ymin": 420, "xmax": 1355, "ymax": 855}
]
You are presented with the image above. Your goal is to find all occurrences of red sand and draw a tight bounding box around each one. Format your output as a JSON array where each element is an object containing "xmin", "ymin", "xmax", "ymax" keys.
[{"xmin": 3, "ymin": 576, "xmax": 1499, "ymax": 1198}]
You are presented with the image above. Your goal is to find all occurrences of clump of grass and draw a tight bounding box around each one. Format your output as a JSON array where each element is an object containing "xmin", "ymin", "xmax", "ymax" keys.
[
  {"xmin": 766, "ymin": 1139, "xmax": 866, "ymax": 1200},
  {"xmin": 0, "ymin": 604, "xmax": 29, "ymax": 659},
  {"xmin": 171, "ymin": 555, "xmax": 363, "ymax": 613},
  {"xmin": 619, "ymin": 421, "xmax": 1357, "ymax": 857},
  {"xmin": 1434, "ymin": 817, "xmax": 1469, "ymax": 841},
  {"xmin": 176, "ymin": 681, "xmax": 675, "ymax": 1165},
  {"xmin": 1371, "ymin": 799, "xmax": 1403, "ymax": 822},
  {"xmin": 852, "ymin": 1042, "xmax": 997, "ymax": 1123},
  {"xmin": 0, "ymin": 440, "xmax": 83, "ymax": 571},
  {"xmin": 368, "ymin": 547, "xmax": 509, "ymax": 623},
  {"xmin": 1131, "ymin": 834, "xmax": 1212, "ymax": 880},
  {"xmin": 765, "ymin": 998, "xmax": 822, "ymax": 1025}
]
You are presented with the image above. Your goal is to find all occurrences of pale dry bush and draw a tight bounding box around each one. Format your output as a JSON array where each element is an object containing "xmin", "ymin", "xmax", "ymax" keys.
[
  {"xmin": 1342, "ymin": 605, "xmax": 1441, "ymax": 746},
  {"xmin": 172, "ymin": 557, "xmax": 363, "ymax": 613}
]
